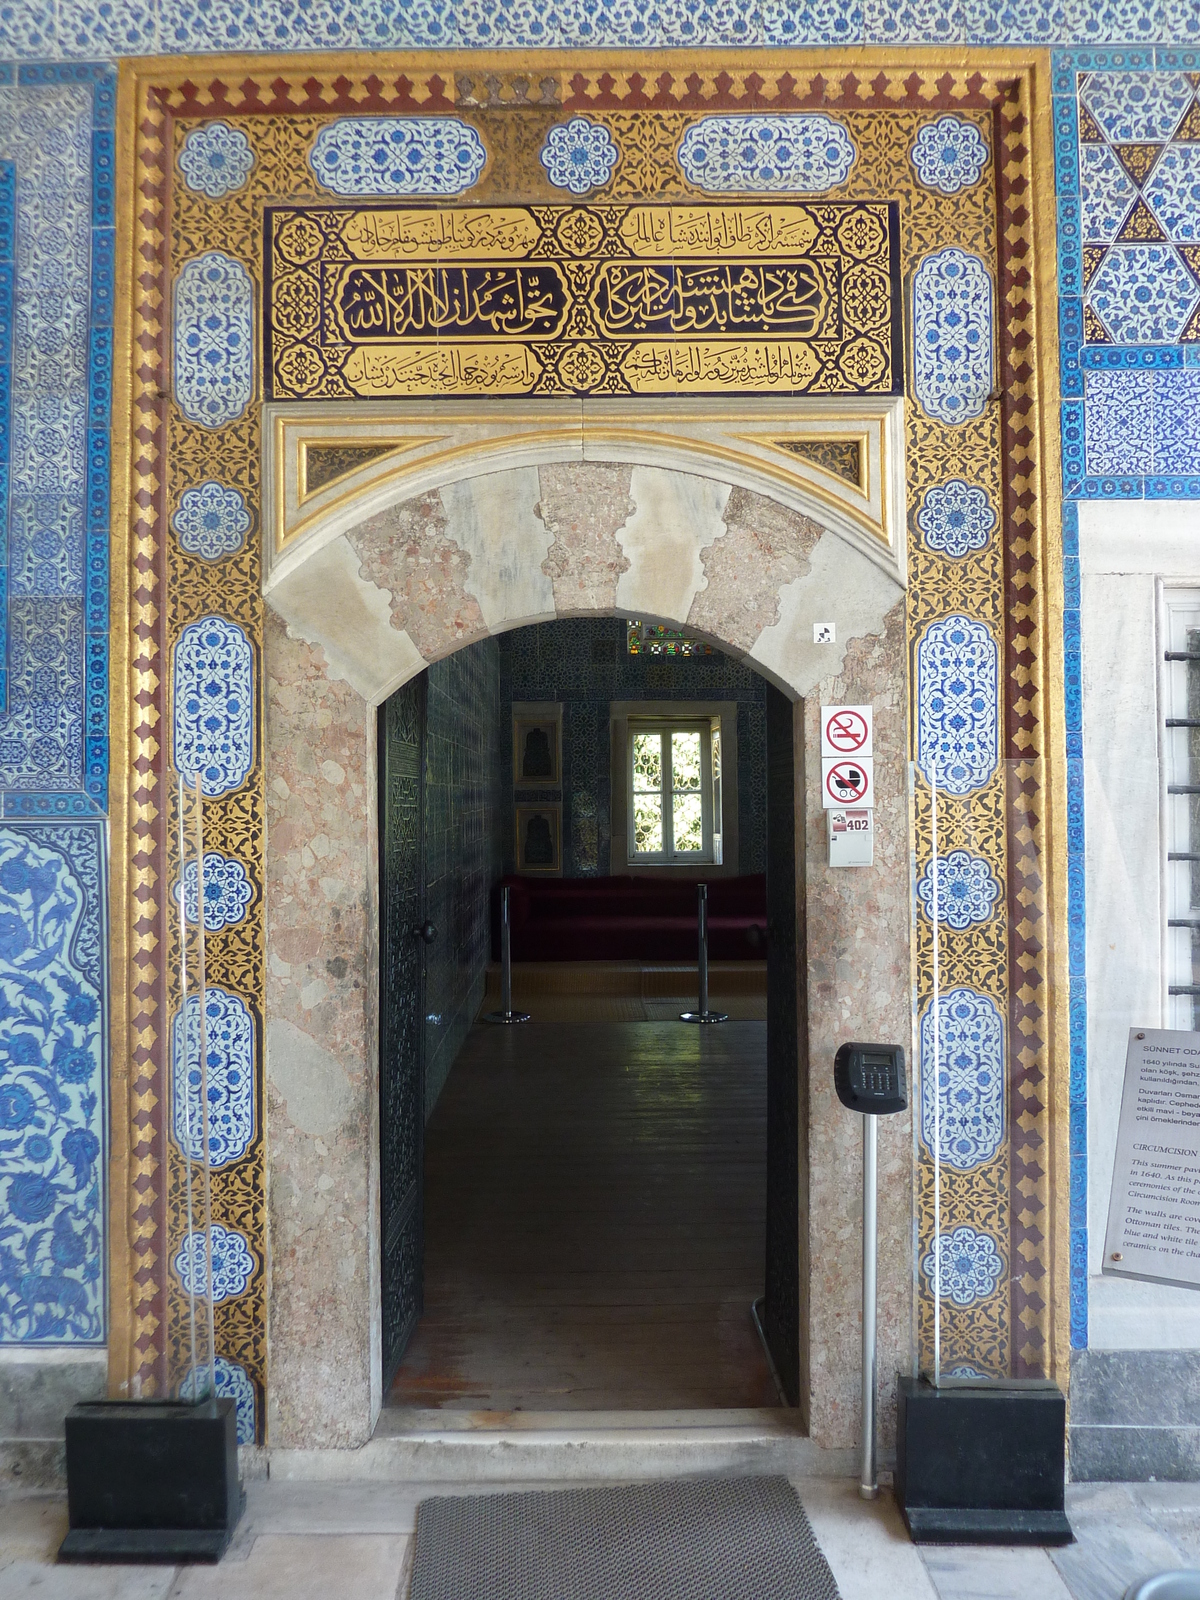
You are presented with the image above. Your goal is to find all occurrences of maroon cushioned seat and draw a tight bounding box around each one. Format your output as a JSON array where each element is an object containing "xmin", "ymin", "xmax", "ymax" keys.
[{"xmin": 493, "ymin": 874, "xmax": 767, "ymax": 962}]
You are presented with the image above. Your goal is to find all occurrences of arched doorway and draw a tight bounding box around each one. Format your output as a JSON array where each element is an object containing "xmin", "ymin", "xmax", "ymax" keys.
[{"xmin": 260, "ymin": 448, "xmax": 912, "ymax": 1453}]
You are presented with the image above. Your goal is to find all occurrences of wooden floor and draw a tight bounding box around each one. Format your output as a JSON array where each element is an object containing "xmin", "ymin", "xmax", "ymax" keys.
[{"xmin": 388, "ymin": 1019, "xmax": 779, "ymax": 1412}]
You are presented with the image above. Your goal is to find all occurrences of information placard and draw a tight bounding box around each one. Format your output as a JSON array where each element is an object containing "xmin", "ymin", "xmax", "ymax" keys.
[{"xmin": 1103, "ymin": 1027, "xmax": 1200, "ymax": 1290}]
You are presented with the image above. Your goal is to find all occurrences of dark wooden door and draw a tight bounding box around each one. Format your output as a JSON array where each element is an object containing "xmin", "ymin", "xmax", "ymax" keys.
[
  {"xmin": 379, "ymin": 674, "xmax": 427, "ymax": 1387},
  {"xmin": 763, "ymin": 685, "xmax": 802, "ymax": 1407}
]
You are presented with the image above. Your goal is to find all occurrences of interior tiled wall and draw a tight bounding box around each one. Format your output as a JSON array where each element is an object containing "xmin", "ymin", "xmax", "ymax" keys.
[
  {"xmin": 422, "ymin": 638, "xmax": 505, "ymax": 1117},
  {"xmin": 499, "ymin": 618, "xmax": 768, "ymax": 880}
]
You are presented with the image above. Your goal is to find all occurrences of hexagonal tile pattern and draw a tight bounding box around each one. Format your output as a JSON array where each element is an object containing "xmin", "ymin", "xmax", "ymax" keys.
[
  {"xmin": 1086, "ymin": 242, "xmax": 1200, "ymax": 344},
  {"xmin": 1080, "ymin": 71, "xmax": 1195, "ymax": 145},
  {"xmin": 1144, "ymin": 144, "xmax": 1200, "ymax": 243},
  {"xmin": 1080, "ymin": 143, "xmax": 1137, "ymax": 243}
]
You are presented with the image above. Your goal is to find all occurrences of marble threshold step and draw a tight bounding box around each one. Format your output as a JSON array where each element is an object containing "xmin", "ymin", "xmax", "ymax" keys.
[{"xmin": 258, "ymin": 1408, "xmax": 860, "ymax": 1484}]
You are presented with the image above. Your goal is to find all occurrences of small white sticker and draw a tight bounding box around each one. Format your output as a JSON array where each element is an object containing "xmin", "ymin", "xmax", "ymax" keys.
[
  {"xmin": 828, "ymin": 808, "xmax": 874, "ymax": 867},
  {"xmin": 813, "ymin": 622, "xmax": 835, "ymax": 643}
]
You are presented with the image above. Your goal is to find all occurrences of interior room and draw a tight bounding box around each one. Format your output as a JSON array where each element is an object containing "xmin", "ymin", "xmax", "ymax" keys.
[{"xmin": 378, "ymin": 617, "xmax": 787, "ymax": 1414}]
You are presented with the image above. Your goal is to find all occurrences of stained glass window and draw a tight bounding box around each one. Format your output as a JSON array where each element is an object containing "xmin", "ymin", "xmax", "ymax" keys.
[{"xmin": 626, "ymin": 620, "xmax": 713, "ymax": 656}]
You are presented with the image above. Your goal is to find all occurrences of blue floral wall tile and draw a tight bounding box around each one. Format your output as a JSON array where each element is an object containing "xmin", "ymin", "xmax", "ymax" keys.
[
  {"xmin": 173, "ymin": 252, "xmax": 253, "ymax": 428},
  {"xmin": 922, "ymin": 1225, "xmax": 1004, "ymax": 1305},
  {"xmin": 676, "ymin": 114, "xmax": 856, "ymax": 192},
  {"xmin": 171, "ymin": 481, "xmax": 250, "ymax": 562},
  {"xmin": 1154, "ymin": 370, "xmax": 1200, "ymax": 473},
  {"xmin": 1079, "ymin": 144, "xmax": 1136, "ymax": 241},
  {"xmin": 760, "ymin": 0, "xmax": 864, "ymax": 46},
  {"xmin": 915, "ymin": 614, "xmax": 1000, "ymax": 795},
  {"xmin": 175, "ymin": 850, "xmax": 253, "ymax": 932},
  {"xmin": 171, "ymin": 986, "xmax": 255, "ymax": 1169},
  {"xmin": 1143, "ymin": 146, "xmax": 1200, "ymax": 243},
  {"xmin": 1084, "ymin": 369, "xmax": 1154, "ymax": 473},
  {"xmin": 308, "ymin": 118, "xmax": 486, "ymax": 197},
  {"xmin": 916, "ymin": 849, "xmax": 1001, "ymax": 928},
  {"xmin": 172, "ymin": 617, "xmax": 254, "ymax": 798},
  {"xmin": 916, "ymin": 479, "xmax": 997, "ymax": 556},
  {"xmin": 911, "ymin": 248, "xmax": 994, "ymax": 425},
  {"xmin": 0, "ymin": 1, "xmax": 55, "ymax": 55},
  {"xmin": 1087, "ymin": 243, "xmax": 1199, "ymax": 343},
  {"xmin": 910, "ymin": 116, "xmax": 989, "ymax": 194},
  {"xmin": 540, "ymin": 118, "xmax": 619, "ymax": 196},
  {"xmin": 919, "ymin": 986, "xmax": 1005, "ymax": 1169},
  {"xmin": 178, "ymin": 122, "xmax": 254, "ymax": 200},
  {"xmin": 174, "ymin": 1223, "xmax": 256, "ymax": 1303},
  {"xmin": 57, "ymin": 0, "xmax": 157, "ymax": 56},
  {"xmin": 0, "ymin": 823, "xmax": 105, "ymax": 1343},
  {"xmin": 180, "ymin": 1354, "xmax": 256, "ymax": 1443},
  {"xmin": 862, "ymin": 0, "xmax": 965, "ymax": 42},
  {"xmin": 1080, "ymin": 70, "xmax": 1193, "ymax": 142}
]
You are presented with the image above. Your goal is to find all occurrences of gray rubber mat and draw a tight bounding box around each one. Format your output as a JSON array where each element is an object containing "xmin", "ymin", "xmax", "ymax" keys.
[{"xmin": 409, "ymin": 1475, "xmax": 842, "ymax": 1600}]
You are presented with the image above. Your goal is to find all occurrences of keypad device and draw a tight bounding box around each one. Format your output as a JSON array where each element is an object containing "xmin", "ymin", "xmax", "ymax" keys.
[{"xmin": 834, "ymin": 1042, "xmax": 907, "ymax": 1115}]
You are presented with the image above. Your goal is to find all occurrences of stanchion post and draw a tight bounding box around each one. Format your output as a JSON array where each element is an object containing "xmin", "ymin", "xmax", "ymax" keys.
[
  {"xmin": 680, "ymin": 882, "xmax": 727, "ymax": 1024},
  {"xmin": 832, "ymin": 1041, "xmax": 907, "ymax": 1503},
  {"xmin": 484, "ymin": 885, "xmax": 530, "ymax": 1025},
  {"xmin": 860, "ymin": 1113, "xmax": 879, "ymax": 1500}
]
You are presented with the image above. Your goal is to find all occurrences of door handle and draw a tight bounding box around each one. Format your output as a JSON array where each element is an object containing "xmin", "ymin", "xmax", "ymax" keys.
[{"xmin": 411, "ymin": 921, "xmax": 437, "ymax": 945}]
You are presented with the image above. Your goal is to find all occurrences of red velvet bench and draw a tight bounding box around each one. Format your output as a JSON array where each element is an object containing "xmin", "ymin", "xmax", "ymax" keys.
[{"xmin": 493, "ymin": 874, "xmax": 767, "ymax": 963}]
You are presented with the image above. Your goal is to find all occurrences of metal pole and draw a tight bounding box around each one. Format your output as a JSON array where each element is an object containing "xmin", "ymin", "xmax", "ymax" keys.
[
  {"xmin": 680, "ymin": 882, "xmax": 726, "ymax": 1023},
  {"xmin": 485, "ymin": 886, "xmax": 530, "ymax": 1024},
  {"xmin": 501, "ymin": 889, "xmax": 513, "ymax": 1014},
  {"xmin": 860, "ymin": 1113, "xmax": 879, "ymax": 1500},
  {"xmin": 698, "ymin": 884, "xmax": 709, "ymax": 1015}
]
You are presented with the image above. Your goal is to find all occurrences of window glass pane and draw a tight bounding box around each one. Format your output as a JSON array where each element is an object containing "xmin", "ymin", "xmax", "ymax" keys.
[
  {"xmin": 632, "ymin": 732, "xmax": 662, "ymax": 791},
  {"xmin": 673, "ymin": 792, "xmax": 703, "ymax": 853},
  {"xmin": 711, "ymin": 724, "xmax": 721, "ymax": 786},
  {"xmin": 671, "ymin": 731, "xmax": 702, "ymax": 790},
  {"xmin": 633, "ymin": 794, "xmax": 663, "ymax": 854}
]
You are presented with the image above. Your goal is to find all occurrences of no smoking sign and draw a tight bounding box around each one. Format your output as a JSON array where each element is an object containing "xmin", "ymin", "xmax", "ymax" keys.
[{"xmin": 820, "ymin": 704, "xmax": 872, "ymax": 758}]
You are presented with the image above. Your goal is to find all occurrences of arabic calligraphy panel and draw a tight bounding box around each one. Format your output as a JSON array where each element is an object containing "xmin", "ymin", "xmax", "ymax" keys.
[{"xmin": 265, "ymin": 200, "xmax": 901, "ymax": 401}]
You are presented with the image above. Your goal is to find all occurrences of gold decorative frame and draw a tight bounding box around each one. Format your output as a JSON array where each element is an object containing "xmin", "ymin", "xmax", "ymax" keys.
[{"xmin": 108, "ymin": 49, "xmax": 1066, "ymax": 1427}]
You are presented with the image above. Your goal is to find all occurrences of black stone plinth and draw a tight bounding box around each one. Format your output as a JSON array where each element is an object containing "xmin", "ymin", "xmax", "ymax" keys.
[
  {"xmin": 59, "ymin": 1399, "xmax": 242, "ymax": 1564},
  {"xmin": 895, "ymin": 1375, "xmax": 1073, "ymax": 1546}
]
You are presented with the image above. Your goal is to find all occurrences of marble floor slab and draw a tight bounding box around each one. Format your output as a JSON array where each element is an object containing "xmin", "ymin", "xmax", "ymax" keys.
[{"xmin": 0, "ymin": 1478, "xmax": 1196, "ymax": 1598}]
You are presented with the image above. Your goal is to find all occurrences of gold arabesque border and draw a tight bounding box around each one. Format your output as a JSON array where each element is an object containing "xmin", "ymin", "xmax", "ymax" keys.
[{"xmin": 108, "ymin": 46, "xmax": 1067, "ymax": 1405}]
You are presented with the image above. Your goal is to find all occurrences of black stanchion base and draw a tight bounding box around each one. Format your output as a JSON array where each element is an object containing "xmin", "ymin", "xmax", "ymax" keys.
[
  {"xmin": 483, "ymin": 1009, "xmax": 531, "ymax": 1024},
  {"xmin": 679, "ymin": 1010, "xmax": 728, "ymax": 1023},
  {"xmin": 60, "ymin": 1399, "xmax": 242, "ymax": 1564},
  {"xmin": 895, "ymin": 1376, "xmax": 1072, "ymax": 1546}
]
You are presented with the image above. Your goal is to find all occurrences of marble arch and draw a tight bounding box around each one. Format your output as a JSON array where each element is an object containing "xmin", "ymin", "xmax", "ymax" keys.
[{"xmin": 259, "ymin": 438, "xmax": 913, "ymax": 1452}]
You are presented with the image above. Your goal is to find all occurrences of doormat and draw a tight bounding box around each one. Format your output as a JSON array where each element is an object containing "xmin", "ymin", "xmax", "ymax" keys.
[{"xmin": 409, "ymin": 1475, "xmax": 842, "ymax": 1600}]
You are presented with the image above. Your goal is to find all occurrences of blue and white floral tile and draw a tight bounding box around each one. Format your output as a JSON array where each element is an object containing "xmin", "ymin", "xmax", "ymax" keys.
[
  {"xmin": 180, "ymin": 1355, "xmax": 256, "ymax": 1443},
  {"xmin": 172, "ymin": 617, "xmax": 254, "ymax": 798},
  {"xmin": 861, "ymin": 0, "xmax": 965, "ymax": 42},
  {"xmin": 0, "ymin": 1, "xmax": 55, "ymax": 55},
  {"xmin": 1087, "ymin": 243, "xmax": 1199, "ymax": 345},
  {"xmin": 919, "ymin": 986, "xmax": 1005, "ymax": 1170},
  {"xmin": 173, "ymin": 252, "xmax": 253, "ymax": 429},
  {"xmin": 1083, "ymin": 369, "xmax": 1154, "ymax": 474},
  {"xmin": 178, "ymin": 122, "xmax": 254, "ymax": 201},
  {"xmin": 1078, "ymin": 143, "xmax": 1136, "ymax": 243},
  {"xmin": 57, "ymin": 0, "xmax": 158, "ymax": 57},
  {"xmin": 540, "ymin": 118, "xmax": 619, "ymax": 197},
  {"xmin": 1080, "ymin": 70, "xmax": 1193, "ymax": 144},
  {"xmin": 922, "ymin": 1225, "xmax": 1004, "ymax": 1306},
  {"xmin": 760, "ymin": 0, "xmax": 864, "ymax": 46},
  {"xmin": 174, "ymin": 1223, "xmax": 256, "ymax": 1303},
  {"xmin": 0, "ymin": 823, "xmax": 105, "ymax": 1344},
  {"xmin": 310, "ymin": 118, "xmax": 486, "ymax": 198},
  {"xmin": 677, "ymin": 114, "xmax": 856, "ymax": 193},
  {"xmin": 1153, "ymin": 369, "xmax": 1200, "ymax": 474}
]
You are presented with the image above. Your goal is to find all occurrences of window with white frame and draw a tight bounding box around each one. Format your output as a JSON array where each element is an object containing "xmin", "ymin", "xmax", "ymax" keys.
[
  {"xmin": 628, "ymin": 718, "xmax": 722, "ymax": 865},
  {"xmin": 1163, "ymin": 589, "xmax": 1200, "ymax": 1028}
]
